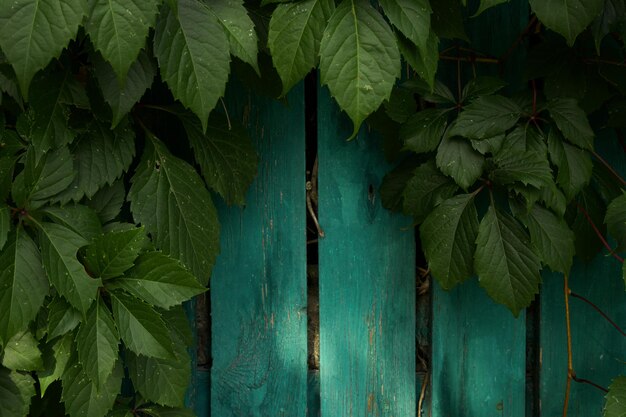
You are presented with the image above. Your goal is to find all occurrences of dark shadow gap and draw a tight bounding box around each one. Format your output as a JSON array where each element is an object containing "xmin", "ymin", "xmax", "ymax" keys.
[{"xmin": 526, "ymin": 294, "xmax": 541, "ymax": 417}]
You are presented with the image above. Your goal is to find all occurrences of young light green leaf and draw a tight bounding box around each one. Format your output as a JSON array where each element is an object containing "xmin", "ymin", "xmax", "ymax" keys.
[
  {"xmin": 2, "ymin": 330, "xmax": 42, "ymax": 371},
  {"xmin": 491, "ymin": 150, "xmax": 553, "ymax": 188},
  {"xmin": 47, "ymin": 297, "xmax": 81, "ymax": 339},
  {"xmin": 128, "ymin": 135, "xmax": 220, "ymax": 286},
  {"xmin": 126, "ymin": 336, "xmax": 190, "ymax": 407},
  {"xmin": 449, "ymin": 95, "xmax": 521, "ymax": 140},
  {"xmin": 548, "ymin": 130, "xmax": 593, "ymax": 201},
  {"xmin": 9, "ymin": 372, "xmax": 34, "ymax": 416},
  {"xmin": 110, "ymin": 291, "xmax": 174, "ymax": 359},
  {"xmin": 473, "ymin": 0, "xmax": 509, "ymax": 16},
  {"xmin": 402, "ymin": 160, "xmax": 458, "ymax": 222},
  {"xmin": 0, "ymin": 0, "xmax": 86, "ymax": 96},
  {"xmin": 86, "ymin": 0, "xmax": 160, "ymax": 82},
  {"xmin": 436, "ymin": 134, "xmax": 484, "ymax": 190},
  {"xmin": 39, "ymin": 332, "xmax": 73, "ymax": 396},
  {"xmin": 319, "ymin": 0, "xmax": 400, "ymax": 138},
  {"xmin": 396, "ymin": 31, "xmax": 439, "ymax": 91},
  {"xmin": 529, "ymin": 0, "xmax": 604, "ymax": 45},
  {"xmin": 0, "ymin": 368, "xmax": 23, "ymax": 417},
  {"xmin": 95, "ymin": 52, "xmax": 156, "ymax": 128},
  {"xmin": 204, "ymin": 0, "xmax": 260, "ymax": 75},
  {"xmin": 605, "ymin": 376, "xmax": 626, "ymax": 417},
  {"xmin": 179, "ymin": 111, "xmax": 257, "ymax": 206},
  {"xmin": 38, "ymin": 222, "xmax": 101, "ymax": 314},
  {"xmin": 62, "ymin": 359, "xmax": 122, "ymax": 417},
  {"xmin": 20, "ymin": 146, "xmax": 74, "ymax": 209},
  {"xmin": 268, "ymin": 0, "xmax": 334, "ymax": 95},
  {"xmin": 84, "ymin": 227, "xmax": 147, "ymax": 280},
  {"xmin": 153, "ymin": 0, "xmax": 230, "ymax": 131},
  {"xmin": 605, "ymin": 193, "xmax": 626, "ymax": 252},
  {"xmin": 523, "ymin": 204, "xmax": 575, "ymax": 275},
  {"xmin": 0, "ymin": 228, "xmax": 48, "ymax": 344},
  {"xmin": 546, "ymin": 98, "xmax": 595, "ymax": 150},
  {"xmin": 401, "ymin": 109, "xmax": 449, "ymax": 154},
  {"xmin": 475, "ymin": 206, "xmax": 541, "ymax": 316},
  {"xmin": 420, "ymin": 193, "xmax": 479, "ymax": 290},
  {"xmin": 379, "ymin": 0, "xmax": 431, "ymax": 53},
  {"xmin": 86, "ymin": 181, "xmax": 126, "ymax": 224},
  {"xmin": 0, "ymin": 204, "xmax": 9, "ymax": 251},
  {"xmin": 110, "ymin": 252, "xmax": 205, "ymax": 310},
  {"xmin": 76, "ymin": 297, "xmax": 119, "ymax": 389}
]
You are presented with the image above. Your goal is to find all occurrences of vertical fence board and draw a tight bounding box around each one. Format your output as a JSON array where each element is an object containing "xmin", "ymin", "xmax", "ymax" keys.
[
  {"xmin": 540, "ymin": 136, "xmax": 626, "ymax": 416},
  {"xmin": 210, "ymin": 83, "xmax": 307, "ymax": 417},
  {"xmin": 317, "ymin": 87, "xmax": 416, "ymax": 417},
  {"xmin": 431, "ymin": 2, "xmax": 529, "ymax": 416}
]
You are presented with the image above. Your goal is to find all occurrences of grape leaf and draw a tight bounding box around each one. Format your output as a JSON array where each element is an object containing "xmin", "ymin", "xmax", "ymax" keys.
[
  {"xmin": 546, "ymin": 98, "xmax": 595, "ymax": 150},
  {"xmin": 529, "ymin": 0, "xmax": 604, "ymax": 45},
  {"xmin": 462, "ymin": 77, "xmax": 507, "ymax": 102},
  {"xmin": 605, "ymin": 376, "xmax": 626, "ymax": 417},
  {"xmin": 475, "ymin": 206, "xmax": 541, "ymax": 316},
  {"xmin": 0, "ymin": 228, "xmax": 48, "ymax": 344},
  {"xmin": 76, "ymin": 297, "xmax": 119, "ymax": 389},
  {"xmin": 449, "ymin": 95, "xmax": 521, "ymax": 140},
  {"xmin": 420, "ymin": 193, "xmax": 479, "ymax": 290},
  {"xmin": 0, "ymin": 0, "xmax": 86, "ymax": 96},
  {"xmin": 379, "ymin": 0, "xmax": 431, "ymax": 53},
  {"xmin": 605, "ymin": 193, "xmax": 626, "ymax": 252},
  {"xmin": 153, "ymin": 0, "xmax": 230, "ymax": 131},
  {"xmin": 9, "ymin": 372, "xmax": 34, "ymax": 416},
  {"xmin": 319, "ymin": 0, "xmax": 400, "ymax": 138},
  {"xmin": 400, "ymin": 109, "xmax": 449, "ymax": 154},
  {"xmin": 396, "ymin": 31, "xmax": 439, "ymax": 89},
  {"xmin": 178, "ymin": 111, "xmax": 257, "ymax": 206},
  {"xmin": 86, "ymin": 181, "xmax": 125, "ymax": 224},
  {"xmin": 491, "ymin": 150, "xmax": 553, "ymax": 188},
  {"xmin": 0, "ymin": 204, "xmax": 9, "ymax": 252},
  {"xmin": 110, "ymin": 252, "xmax": 205, "ymax": 310},
  {"xmin": 47, "ymin": 296, "xmax": 81, "ymax": 339},
  {"xmin": 402, "ymin": 160, "xmax": 458, "ymax": 222},
  {"xmin": 2, "ymin": 330, "xmax": 42, "ymax": 371},
  {"xmin": 110, "ymin": 291, "xmax": 174, "ymax": 359},
  {"xmin": 0, "ymin": 368, "xmax": 23, "ymax": 417},
  {"xmin": 85, "ymin": 0, "xmax": 161, "ymax": 82},
  {"xmin": 436, "ymin": 134, "xmax": 484, "ymax": 190},
  {"xmin": 268, "ymin": 0, "xmax": 334, "ymax": 95},
  {"xmin": 38, "ymin": 222, "xmax": 101, "ymax": 314},
  {"xmin": 19, "ymin": 146, "xmax": 74, "ymax": 209},
  {"xmin": 62, "ymin": 359, "xmax": 122, "ymax": 417},
  {"xmin": 548, "ymin": 130, "xmax": 593, "ymax": 201},
  {"xmin": 39, "ymin": 332, "xmax": 73, "ymax": 396},
  {"xmin": 83, "ymin": 227, "xmax": 147, "ymax": 279},
  {"xmin": 128, "ymin": 134, "xmax": 220, "ymax": 285},
  {"xmin": 42, "ymin": 204, "xmax": 103, "ymax": 242}
]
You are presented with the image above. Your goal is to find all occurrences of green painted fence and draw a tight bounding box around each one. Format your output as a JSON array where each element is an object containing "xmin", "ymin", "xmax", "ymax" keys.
[{"xmin": 180, "ymin": 2, "xmax": 626, "ymax": 416}]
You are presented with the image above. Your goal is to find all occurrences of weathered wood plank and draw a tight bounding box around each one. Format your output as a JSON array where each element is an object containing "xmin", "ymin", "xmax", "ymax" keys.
[
  {"xmin": 317, "ymin": 86, "xmax": 416, "ymax": 417},
  {"xmin": 540, "ymin": 135, "xmax": 626, "ymax": 416},
  {"xmin": 210, "ymin": 83, "xmax": 308, "ymax": 417}
]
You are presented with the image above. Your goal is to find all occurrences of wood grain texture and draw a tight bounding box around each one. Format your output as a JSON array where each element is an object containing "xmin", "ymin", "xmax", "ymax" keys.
[
  {"xmin": 317, "ymin": 86, "xmax": 416, "ymax": 417},
  {"xmin": 540, "ymin": 135, "xmax": 626, "ymax": 416},
  {"xmin": 431, "ymin": 2, "xmax": 529, "ymax": 416},
  {"xmin": 210, "ymin": 82, "xmax": 307, "ymax": 417}
]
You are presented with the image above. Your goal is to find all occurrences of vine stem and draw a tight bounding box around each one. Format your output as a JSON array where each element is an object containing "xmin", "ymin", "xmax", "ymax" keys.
[
  {"xmin": 575, "ymin": 202, "xmax": 624, "ymax": 263},
  {"xmin": 439, "ymin": 55, "xmax": 499, "ymax": 65},
  {"xmin": 590, "ymin": 149, "xmax": 626, "ymax": 187},
  {"xmin": 570, "ymin": 291, "xmax": 626, "ymax": 337},
  {"xmin": 563, "ymin": 274, "xmax": 573, "ymax": 417}
]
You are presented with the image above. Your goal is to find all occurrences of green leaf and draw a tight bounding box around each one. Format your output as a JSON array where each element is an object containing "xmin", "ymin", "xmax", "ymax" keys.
[
  {"xmin": 605, "ymin": 193, "xmax": 626, "ymax": 252},
  {"xmin": 19, "ymin": 146, "xmax": 74, "ymax": 209},
  {"xmin": 0, "ymin": 205, "xmax": 10, "ymax": 251},
  {"xmin": 9, "ymin": 372, "xmax": 34, "ymax": 416},
  {"xmin": 379, "ymin": 0, "xmax": 431, "ymax": 53},
  {"xmin": 380, "ymin": 158, "xmax": 419, "ymax": 212},
  {"xmin": 84, "ymin": 227, "xmax": 147, "ymax": 280},
  {"xmin": 462, "ymin": 77, "xmax": 507, "ymax": 102},
  {"xmin": 95, "ymin": 52, "xmax": 156, "ymax": 128},
  {"xmin": 383, "ymin": 87, "xmax": 415, "ymax": 124},
  {"xmin": 86, "ymin": 0, "xmax": 160, "ymax": 82},
  {"xmin": 42, "ymin": 205, "xmax": 103, "ymax": 242},
  {"xmin": 529, "ymin": 0, "xmax": 604, "ymax": 45},
  {"xmin": 548, "ymin": 130, "xmax": 593, "ymax": 201},
  {"xmin": 449, "ymin": 95, "xmax": 521, "ymax": 140},
  {"xmin": 396, "ymin": 31, "xmax": 439, "ymax": 91},
  {"xmin": 39, "ymin": 332, "xmax": 73, "ymax": 396},
  {"xmin": 401, "ymin": 109, "xmax": 449, "ymax": 154},
  {"xmin": 2, "ymin": 330, "xmax": 42, "ymax": 371},
  {"xmin": 470, "ymin": 134, "xmax": 504, "ymax": 155},
  {"xmin": 0, "ymin": 0, "xmax": 86, "ymax": 96},
  {"xmin": 420, "ymin": 193, "xmax": 479, "ymax": 290},
  {"xmin": 0, "ymin": 368, "xmax": 23, "ymax": 417},
  {"xmin": 473, "ymin": 0, "xmax": 509, "ymax": 16},
  {"xmin": 523, "ymin": 204, "xmax": 575, "ymax": 274},
  {"xmin": 605, "ymin": 376, "xmax": 626, "ymax": 417},
  {"xmin": 179, "ymin": 111, "xmax": 257, "ymax": 206},
  {"xmin": 128, "ymin": 135, "xmax": 220, "ymax": 285},
  {"xmin": 319, "ymin": 0, "xmax": 400, "ymax": 138},
  {"xmin": 491, "ymin": 150, "xmax": 553, "ymax": 188},
  {"xmin": 430, "ymin": 0, "xmax": 468, "ymax": 41},
  {"xmin": 76, "ymin": 297, "xmax": 119, "ymax": 389},
  {"xmin": 268, "ymin": 0, "xmax": 334, "ymax": 95},
  {"xmin": 436, "ymin": 134, "xmax": 484, "ymax": 190},
  {"xmin": 0, "ymin": 228, "xmax": 48, "ymax": 344},
  {"xmin": 546, "ymin": 98, "xmax": 595, "ymax": 150},
  {"xmin": 110, "ymin": 291, "xmax": 174, "ymax": 359},
  {"xmin": 475, "ymin": 206, "xmax": 541, "ymax": 316},
  {"xmin": 142, "ymin": 407, "xmax": 196, "ymax": 417},
  {"xmin": 205, "ymin": 0, "xmax": 260, "ymax": 75},
  {"xmin": 38, "ymin": 222, "xmax": 101, "ymax": 314},
  {"xmin": 127, "ymin": 335, "xmax": 190, "ymax": 407},
  {"xmin": 62, "ymin": 359, "xmax": 122, "ymax": 417},
  {"xmin": 568, "ymin": 187, "xmax": 606, "ymax": 261},
  {"xmin": 47, "ymin": 296, "xmax": 81, "ymax": 339},
  {"xmin": 593, "ymin": 0, "xmax": 626, "ymax": 53},
  {"xmin": 153, "ymin": 0, "xmax": 230, "ymax": 130},
  {"xmin": 110, "ymin": 252, "xmax": 205, "ymax": 309},
  {"xmin": 161, "ymin": 305, "xmax": 193, "ymax": 347},
  {"xmin": 540, "ymin": 181, "xmax": 568, "ymax": 217},
  {"xmin": 402, "ymin": 160, "xmax": 458, "ymax": 222},
  {"xmin": 86, "ymin": 181, "xmax": 125, "ymax": 224}
]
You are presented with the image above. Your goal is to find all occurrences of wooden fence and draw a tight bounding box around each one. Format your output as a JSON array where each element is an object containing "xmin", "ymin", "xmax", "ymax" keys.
[{"xmin": 184, "ymin": 2, "xmax": 626, "ymax": 416}]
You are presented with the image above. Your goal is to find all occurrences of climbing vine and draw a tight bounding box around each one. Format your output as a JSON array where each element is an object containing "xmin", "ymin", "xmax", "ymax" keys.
[{"xmin": 0, "ymin": 0, "xmax": 625, "ymax": 415}]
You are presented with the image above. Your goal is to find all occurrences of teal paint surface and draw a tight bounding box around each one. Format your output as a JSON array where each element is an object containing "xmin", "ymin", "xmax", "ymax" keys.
[
  {"xmin": 540, "ymin": 136, "xmax": 626, "ymax": 416},
  {"xmin": 317, "ymin": 86, "xmax": 416, "ymax": 417},
  {"xmin": 210, "ymin": 82, "xmax": 308, "ymax": 417}
]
